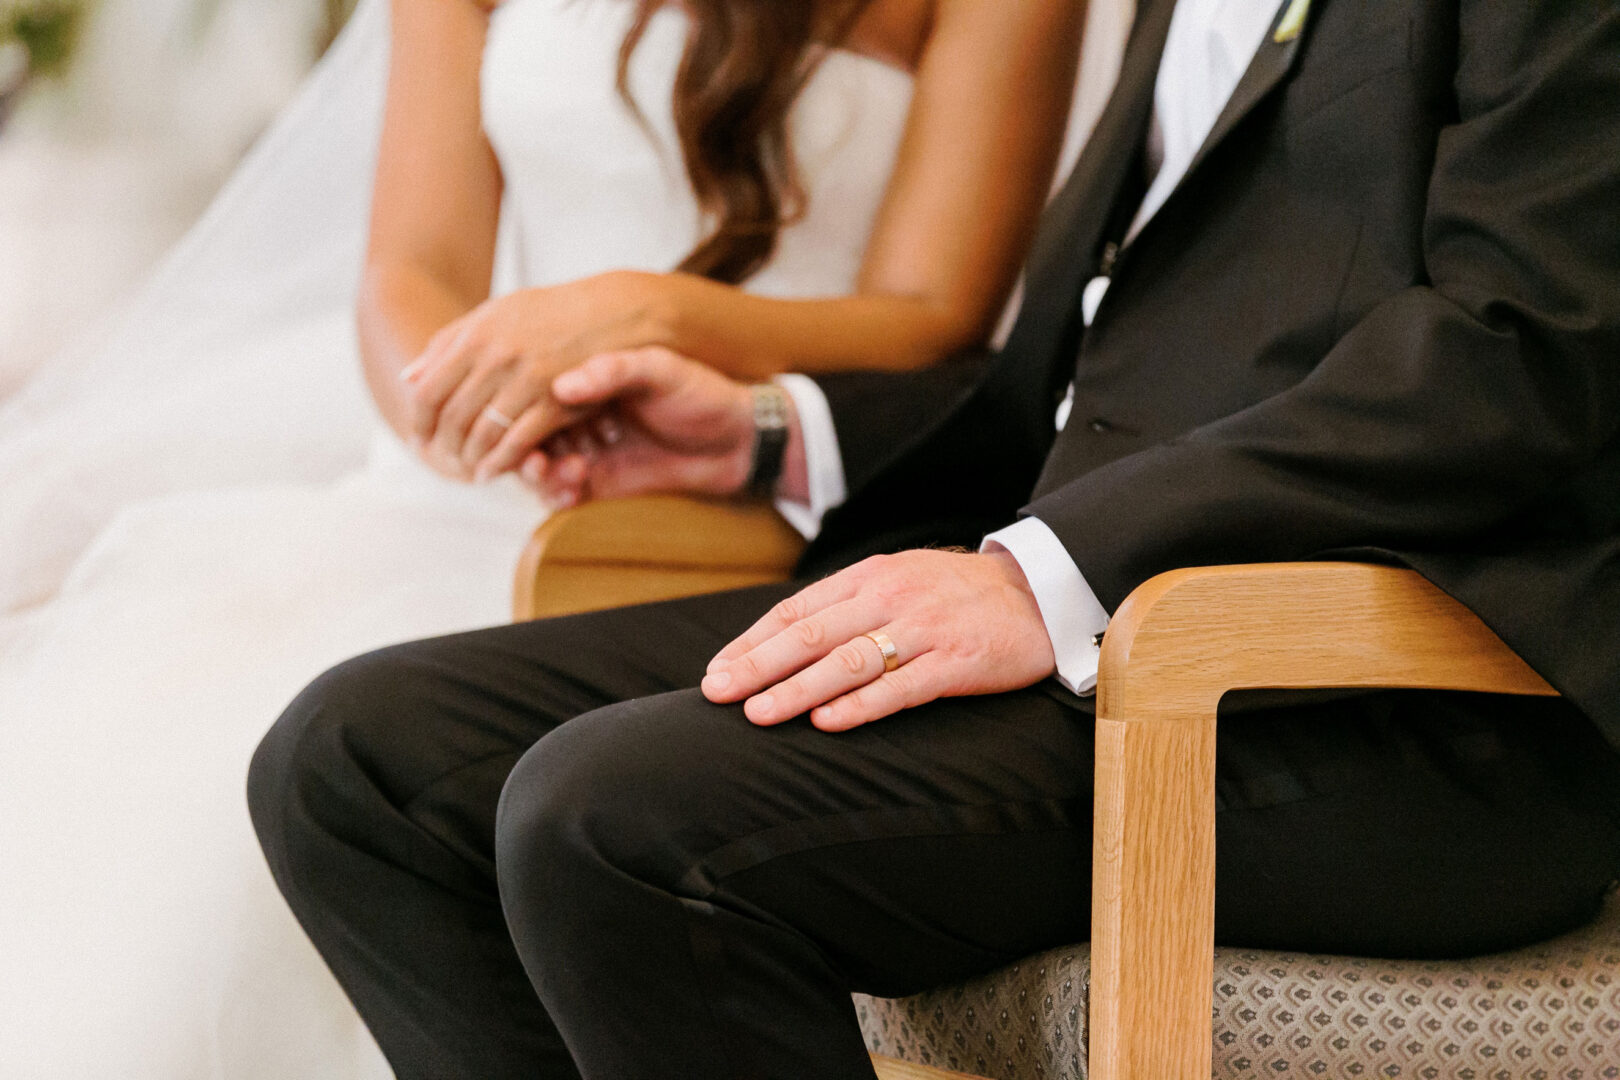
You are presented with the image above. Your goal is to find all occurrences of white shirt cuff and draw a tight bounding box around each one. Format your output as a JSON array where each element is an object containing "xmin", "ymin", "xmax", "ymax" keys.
[
  {"xmin": 771, "ymin": 374, "xmax": 847, "ymax": 541},
  {"xmin": 982, "ymin": 517, "xmax": 1111, "ymax": 696}
]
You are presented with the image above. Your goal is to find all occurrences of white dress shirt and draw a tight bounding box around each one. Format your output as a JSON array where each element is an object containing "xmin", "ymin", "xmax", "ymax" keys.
[{"xmin": 781, "ymin": 0, "xmax": 1284, "ymax": 694}]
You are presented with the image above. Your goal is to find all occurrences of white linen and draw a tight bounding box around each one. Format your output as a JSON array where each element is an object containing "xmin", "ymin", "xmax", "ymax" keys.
[{"xmin": 0, "ymin": 1, "xmax": 918, "ymax": 1075}]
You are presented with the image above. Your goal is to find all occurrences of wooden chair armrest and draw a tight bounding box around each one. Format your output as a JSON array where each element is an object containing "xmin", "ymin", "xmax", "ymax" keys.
[
  {"xmin": 870, "ymin": 1055, "xmax": 989, "ymax": 1079},
  {"xmin": 512, "ymin": 495, "xmax": 806, "ymax": 622},
  {"xmin": 1088, "ymin": 562, "xmax": 1559, "ymax": 1080}
]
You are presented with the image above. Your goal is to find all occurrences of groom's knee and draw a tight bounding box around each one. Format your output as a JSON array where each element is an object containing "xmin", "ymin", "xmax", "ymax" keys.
[
  {"xmin": 494, "ymin": 690, "xmax": 747, "ymax": 919},
  {"xmin": 247, "ymin": 645, "xmax": 421, "ymax": 890}
]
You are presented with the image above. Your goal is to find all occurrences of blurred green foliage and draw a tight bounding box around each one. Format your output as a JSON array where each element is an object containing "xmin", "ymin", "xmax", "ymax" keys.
[
  {"xmin": 2, "ymin": 0, "xmax": 358, "ymax": 88},
  {"xmin": 2, "ymin": 1, "xmax": 85, "ymax": 77}
]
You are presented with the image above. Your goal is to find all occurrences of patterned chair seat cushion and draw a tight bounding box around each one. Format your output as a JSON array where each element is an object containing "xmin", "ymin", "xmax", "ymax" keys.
[{"xmin": 856, "ymin": 890, "xmax": 1620, "ymax": 1080}]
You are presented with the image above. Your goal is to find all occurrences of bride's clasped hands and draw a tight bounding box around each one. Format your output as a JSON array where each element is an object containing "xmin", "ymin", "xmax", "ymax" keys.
[{"xmin": 397, "ymin": 270, "xmax": 671, "ymax": 483}]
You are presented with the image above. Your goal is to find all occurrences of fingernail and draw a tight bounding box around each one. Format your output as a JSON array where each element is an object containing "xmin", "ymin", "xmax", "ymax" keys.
[
  {"xmin": 752, "ymin": 693, "xmax": 775, "ymax": 716},
  {"xmin": 400, "ymin": 360, "xmax": 425, "ymax": 382},
  {"xmin": 704, "ymin": 671, "xmax": 731, "ymax": 692},
  {"xmin": 705, "ymin": 656, "xmax": 725, "ymax": 675}
]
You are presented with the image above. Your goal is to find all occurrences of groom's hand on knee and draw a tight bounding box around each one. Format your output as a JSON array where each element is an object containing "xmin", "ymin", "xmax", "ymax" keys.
[{"xmin": 702, "ymin": 549, "xmax": 1057, "ymax": 732}]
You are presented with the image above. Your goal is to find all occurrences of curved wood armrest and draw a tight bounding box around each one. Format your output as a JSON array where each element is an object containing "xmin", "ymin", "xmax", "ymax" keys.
[
  {"xmin": 870, "ymin": 1055, "xmax": 988, "ymax": 1079},
  {"xmin": 1088, "ymin": 562, "xmax": 1558, "ymax": 1080},
  {"xmin": 512, "ymin": 495, "xmax": 806, "ymax": 622}
]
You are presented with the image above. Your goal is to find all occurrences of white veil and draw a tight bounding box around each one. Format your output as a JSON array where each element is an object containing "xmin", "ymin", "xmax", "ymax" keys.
[
  {"xmin": 6, "ymin": 0, "xmax": 387, "ymax": 413},
  {"xmin": 0, "ymin": 0, "xmax": 394, "ymax": 611}
]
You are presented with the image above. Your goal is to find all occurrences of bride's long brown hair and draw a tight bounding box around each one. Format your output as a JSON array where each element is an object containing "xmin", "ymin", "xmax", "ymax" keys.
[{"xmin": 617, "ymin": 0, "xmax": 878, "ymax": 285}]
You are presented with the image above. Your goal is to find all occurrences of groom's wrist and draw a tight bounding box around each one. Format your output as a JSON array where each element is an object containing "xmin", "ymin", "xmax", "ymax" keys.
[
  {"xmin": 774, "ymin": 399, "xmax": 809, "ymax": 505},
  {"xmin": 725, "ymin": 383, "xmax": 805, "ymax": 503},
  {"xmin": 743, "ymin": 384, "xmax": 790, "ymax": 498}
]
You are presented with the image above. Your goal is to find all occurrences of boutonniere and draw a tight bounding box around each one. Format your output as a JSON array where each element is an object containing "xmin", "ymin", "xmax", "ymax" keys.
[{"xmin": 1274, "ymin": 0, "xmax": 1311, "ymax": 43}]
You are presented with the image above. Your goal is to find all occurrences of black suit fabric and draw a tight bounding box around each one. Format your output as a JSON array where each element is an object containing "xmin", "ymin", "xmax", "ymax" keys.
[
  {"xmin": 810, "ymin": 0, "xmax": 1620, "ymax": 735},
  {"xmin": 252, "ymin": 593, "xmax": 1620, "ymax": 1080}
]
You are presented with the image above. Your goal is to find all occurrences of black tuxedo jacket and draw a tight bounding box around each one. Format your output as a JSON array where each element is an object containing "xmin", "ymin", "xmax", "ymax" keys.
[{"xmin": 798, "ymin": 0, "xmax": 1620, "ymax": 742}]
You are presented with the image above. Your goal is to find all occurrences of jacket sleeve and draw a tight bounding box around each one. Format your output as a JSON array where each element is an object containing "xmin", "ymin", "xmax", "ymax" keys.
[
  {"xmin": 811, "ymin": 351, "xmax": 997, "ymax": 497},
  {"xmin": 1027, "ymin": 2, "xmax": 1620, "ymax": 611}
]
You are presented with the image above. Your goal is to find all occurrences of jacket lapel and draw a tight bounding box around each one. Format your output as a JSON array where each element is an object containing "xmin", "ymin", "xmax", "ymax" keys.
[
  {"xmin": 999, "ymin": 0, "xmax": 1179, "ymax": 389},
  {"xmin": 1140, "ymin": 0, "xmax": 1314, "ymax": 239}
]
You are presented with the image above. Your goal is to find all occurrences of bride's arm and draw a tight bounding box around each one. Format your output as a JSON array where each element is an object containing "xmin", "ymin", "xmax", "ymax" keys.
[
  {"xmin": 412, "ymin": 0, "xmax": 1084, "ymax": 476},
  {"xmin": 614, "ymin": 0, "xmax": 1087, "ymax": 377},
  {"xmin": 358, "ymin": 0, "xmax": 501, "ymax": 454}
]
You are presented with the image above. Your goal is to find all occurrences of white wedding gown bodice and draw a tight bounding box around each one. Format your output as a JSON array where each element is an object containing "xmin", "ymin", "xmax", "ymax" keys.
[
  {"xmin": 0, "ymin": 3, "xmax": 912, "ymax": 1077},
  {"xmin": 484, "ymin": 0, "xmax": 909, "ymax": 300}
]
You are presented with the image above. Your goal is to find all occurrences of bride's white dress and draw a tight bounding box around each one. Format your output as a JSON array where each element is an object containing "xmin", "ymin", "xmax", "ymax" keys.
[
  {"xmin": 0, "ymin": 1, "xmax": 914, "ymax": 1076},
  {"xmin": 0, "ymin": 0, "xmax": 1131, "ymax": 1072}
]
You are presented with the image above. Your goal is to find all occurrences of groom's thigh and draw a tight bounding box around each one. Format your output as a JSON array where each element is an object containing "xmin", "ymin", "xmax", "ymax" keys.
[
  {"xmin": 496, "ymin": 686, "xmax": 1620, "ymax": 999},
  {"xmin": 248, "ymin": 582, "xmax": 800, "ymax": 876},
  {"xmin": 497, "ymin": 684, "xmax": 1099, "ymax": 996}
]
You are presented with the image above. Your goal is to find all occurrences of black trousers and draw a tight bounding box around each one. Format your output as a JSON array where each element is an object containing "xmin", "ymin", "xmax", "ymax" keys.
[{"xmin": 248, "ymin": 583, "xmax": 1620, "ymax": 1080}]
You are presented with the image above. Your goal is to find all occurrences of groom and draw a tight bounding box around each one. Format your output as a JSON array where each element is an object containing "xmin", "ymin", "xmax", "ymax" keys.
[{"xmin": 249, "ymin": 0, "xmax": 1620, "ymax": 1077}]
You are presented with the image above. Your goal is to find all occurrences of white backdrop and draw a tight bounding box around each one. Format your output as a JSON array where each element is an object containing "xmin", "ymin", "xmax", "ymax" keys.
[{"xmin": 0, "ymin": 0, "xmax": 334, "ymax": 398}]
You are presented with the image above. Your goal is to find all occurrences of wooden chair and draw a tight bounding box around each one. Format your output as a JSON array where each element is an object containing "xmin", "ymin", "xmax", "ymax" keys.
[{"xmin": 516, "ymin": 497, "xmax": 1619, "ymax": 1080}]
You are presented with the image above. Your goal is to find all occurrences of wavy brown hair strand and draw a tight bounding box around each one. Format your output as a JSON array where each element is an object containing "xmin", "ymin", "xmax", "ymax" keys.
[{"xmin": 618, "ymin": 0, "xmax": 876, "ymax": 285}]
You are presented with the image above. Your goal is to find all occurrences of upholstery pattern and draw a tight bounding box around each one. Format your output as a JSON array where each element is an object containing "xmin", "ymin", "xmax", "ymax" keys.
[
  {"xmin": 857, "ymin": 949, "xmax": 1091, "ymax": 1080},
  {"xmin": 858, "ymin": 893, "xmax": 1620, "ymax": 1079}
]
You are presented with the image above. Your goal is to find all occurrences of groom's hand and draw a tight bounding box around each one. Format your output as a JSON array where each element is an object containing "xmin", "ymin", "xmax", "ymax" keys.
[
  {"xmin": 486, "ymin": 345, "xmax": 797, "ymax": 504},
  {"xmin": 702, "ymin": 549, "xmax": 1058, "ymax": 732}
]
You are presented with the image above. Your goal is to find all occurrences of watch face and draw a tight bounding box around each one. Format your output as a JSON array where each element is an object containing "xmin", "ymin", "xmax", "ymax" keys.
[{"xmin": 753, "ymin": 385, "xmax": 791, "ymax": 430}]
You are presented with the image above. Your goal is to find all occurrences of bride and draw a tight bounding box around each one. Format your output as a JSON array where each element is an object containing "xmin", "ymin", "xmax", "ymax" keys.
[{"xmin": 0, "ymin": 0, "xmax": 1126, "ymax": 1077}]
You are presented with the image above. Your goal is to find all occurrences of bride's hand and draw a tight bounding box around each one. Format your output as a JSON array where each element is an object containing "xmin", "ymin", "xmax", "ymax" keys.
[{"xmin": 399, "ymin": 271, "xmax": 671, "ymax": 478}]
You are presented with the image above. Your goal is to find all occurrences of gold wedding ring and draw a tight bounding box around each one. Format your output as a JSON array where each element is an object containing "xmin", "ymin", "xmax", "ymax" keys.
[
  {"xmin": 863, "ymin": 631, "xmax": 900, "ymax": 673},
  {"xmin": 482, "ymin": 406, "xmax": 515, "ymax": 430}
]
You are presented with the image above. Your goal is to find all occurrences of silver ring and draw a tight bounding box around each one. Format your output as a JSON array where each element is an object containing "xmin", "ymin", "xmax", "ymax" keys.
[
  {"xmin": 482, "ymin": 406, "xmax": 515, "ymax": 430},
  {"xmin": 862, "ymin": 631, "xmax": 900, "ymax": 673}
]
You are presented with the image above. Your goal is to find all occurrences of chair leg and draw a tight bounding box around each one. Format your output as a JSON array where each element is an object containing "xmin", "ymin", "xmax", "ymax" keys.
[{"xmin": 1087, "ymin": 711, "xmax": 1217, "ymax": 1080}]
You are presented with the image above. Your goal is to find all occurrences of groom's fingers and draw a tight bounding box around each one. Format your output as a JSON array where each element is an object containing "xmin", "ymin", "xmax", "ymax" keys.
[
  {"xmin": 808, "ymin": 652, "xmax": 948, "ymax": 733},
  {"xmin": 706, "ymin": 565, "xmax": 871, "ymax": 675},
  {"xmin": 737, "ymin": 629, "xmax": 901, "ymax": 726},
  {"xmin": 700, "ymin": 596, "xmax": 884, "ymax": 704},
  {"xmin": 552, "ymin": 347, "xmax": 685, "ymax": 408}
]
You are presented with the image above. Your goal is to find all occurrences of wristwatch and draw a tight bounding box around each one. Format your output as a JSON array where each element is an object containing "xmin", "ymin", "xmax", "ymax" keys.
[{"xmin": 745, "ymin": 383, "xmax": 791, "ymax": 499}]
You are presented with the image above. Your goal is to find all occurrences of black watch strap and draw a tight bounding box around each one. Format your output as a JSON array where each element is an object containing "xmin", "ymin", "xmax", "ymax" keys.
[{"xmin": 745, "ymin": 384, "xmax": 790, "ymax": 499}]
